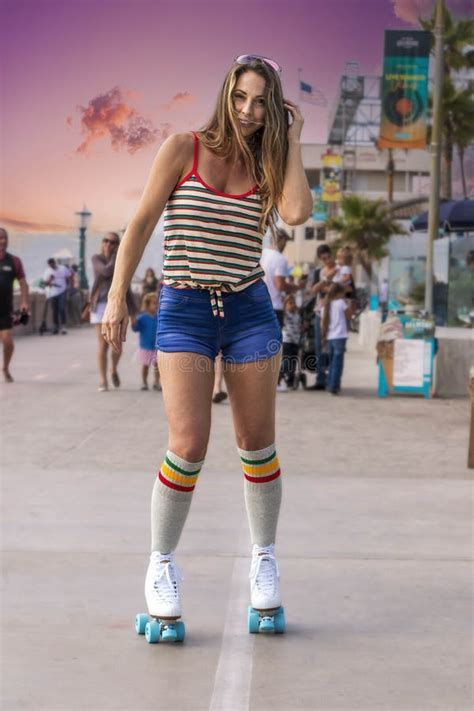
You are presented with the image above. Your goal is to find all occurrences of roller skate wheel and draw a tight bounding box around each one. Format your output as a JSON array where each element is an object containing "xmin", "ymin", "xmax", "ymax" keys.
[
  {"xmin": 248, "ymin": 607, "xmax": 260, "ymax": 634},
  {"xmin": 175, "ymin": 620, "xmax": 186, "ymax": 642},
  {"xmin": 145, "ymin": 619, "xmax": 161, "ymax": 643},
  {"xmin": 161, "ymin": 624, "xmax": 178, "ymax": 642},
  {"xmin": 135, "ymin": 613, "xmax": 149, "ymax": 635},
  {"xmin": 274, "ymin": 607, "xmax": 286, "ymax": 634}
]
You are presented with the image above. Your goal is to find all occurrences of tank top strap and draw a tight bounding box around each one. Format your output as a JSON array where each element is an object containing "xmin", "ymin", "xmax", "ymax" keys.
[{"xmin": 191, "ymin": 131, "xmax": 199, "ymax": 174}]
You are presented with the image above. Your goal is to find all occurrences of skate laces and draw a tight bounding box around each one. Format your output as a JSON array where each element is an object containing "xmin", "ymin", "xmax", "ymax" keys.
[
  {"xmin": 150, "ymin": 553, "xmax": 182, "ymax": 603},
  {"xmin": 249, "ymin": 545, "xmax": 279, "ymax": 595}
]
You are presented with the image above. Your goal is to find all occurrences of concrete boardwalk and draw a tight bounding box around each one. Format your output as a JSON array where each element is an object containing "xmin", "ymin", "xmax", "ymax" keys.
[{"xmin": 1, "ymin": 327, "xmax": 472, "ymax": 711}]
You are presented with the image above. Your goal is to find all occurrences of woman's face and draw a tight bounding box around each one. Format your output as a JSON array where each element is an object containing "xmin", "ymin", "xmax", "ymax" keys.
[
  {"xmin": 232, "ymin": 70, "xmax": 267, "ymax": 137},
  {"xmin": 102, "ymin": 233, "xmax": 119, "ymax": 258}
]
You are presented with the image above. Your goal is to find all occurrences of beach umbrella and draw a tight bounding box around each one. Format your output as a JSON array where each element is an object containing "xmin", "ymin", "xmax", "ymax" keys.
[{"xmin": 411, "ymin": 199, "xmax": 474, "ymax": 232}]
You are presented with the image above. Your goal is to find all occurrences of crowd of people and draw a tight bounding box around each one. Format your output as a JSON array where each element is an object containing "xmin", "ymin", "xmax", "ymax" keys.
[
  {"xmin": 1, "ymin": 224, "xmax": 357, "ymax": 395},
  {"xmin": 262, "ymin": 230, "xmax": 356, "ymax": 395}
]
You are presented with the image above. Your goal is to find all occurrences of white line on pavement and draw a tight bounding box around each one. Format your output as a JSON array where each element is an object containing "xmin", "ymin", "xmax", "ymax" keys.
[
  {"xmin": 33, "ymin": 373, "xmax": 48, "ymax": 380},
  {"xmin": 209, "ymin": 550, "xmax": 255, "ymax": 711}
]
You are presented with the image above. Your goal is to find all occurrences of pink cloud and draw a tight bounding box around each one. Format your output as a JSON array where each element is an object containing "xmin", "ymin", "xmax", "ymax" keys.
[
  {"xmin": 163, "ymin": 91, "xmax": 194, "ymax": 111},
  {"xmin": 391, "ymin": 0, "xmax": 473, "ymax": 24},
  {"xmin": 66, "ymin": 115, "xmax": 73, "ymax": 127},
  {"xmin": 0, "ymin": 213, "xmax": 73, "ymax": 232},
  {"xmin": 74, "ymin": 86, "xmax": 161, "ymax": 155}
]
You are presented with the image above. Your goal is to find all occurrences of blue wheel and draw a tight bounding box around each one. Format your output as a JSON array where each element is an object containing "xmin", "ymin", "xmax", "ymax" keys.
[
  {"xmin": 175, "ymin": 620, "xmax": 186, "ymax": 642},
  {"xmin": 248, "ymin": 607, "xmax": 260, "ymax": 634},
  {"xmin": 145, "ymin": 619, "xmax": 161, "ymax": 643},
  {"xmin": 161, "ymin": 624, "xmax": 178, "ymax": 642},
  {"xmin": 274, "ymin": 607, "xmax": 285, "ymax": 634},
  {"xmin": 135, "ymin": 613, "xmax": 148, "ymax": 635}
]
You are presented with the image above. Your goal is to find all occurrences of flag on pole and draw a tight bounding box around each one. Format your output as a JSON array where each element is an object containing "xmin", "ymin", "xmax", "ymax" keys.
[{"xmin": 299, "ymin": 80, "xmax": 327, "ymax": 106}]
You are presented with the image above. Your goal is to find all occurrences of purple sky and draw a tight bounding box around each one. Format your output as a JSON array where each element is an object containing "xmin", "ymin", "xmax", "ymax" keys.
[{"xmin": 1, "ymin": 0, "xmax": 471, "ymax": 233}]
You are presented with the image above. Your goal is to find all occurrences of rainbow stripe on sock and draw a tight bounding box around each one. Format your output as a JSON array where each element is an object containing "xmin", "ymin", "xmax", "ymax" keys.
[
  {"xmin": 240, "ymin": 448, "xmax": 281, "ymax": 484},
  {"xmin": 158, "ymin": 453, "xmax": 202, "ymax": 492}
]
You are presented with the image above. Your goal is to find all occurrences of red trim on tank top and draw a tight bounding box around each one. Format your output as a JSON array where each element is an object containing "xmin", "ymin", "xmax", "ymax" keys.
[{"xmin": 175, "ymin": 131, "xmax": 258, "ymax": 198}]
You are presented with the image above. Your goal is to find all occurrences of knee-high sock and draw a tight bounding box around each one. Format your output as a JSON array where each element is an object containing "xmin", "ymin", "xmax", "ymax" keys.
[
  {"xmin": 151, "ymin": 450, "xmax": 204, "ymax": 553},
  {"xmin": 238, "ymin": 444, "xmax": 282, "ymax": 547}
]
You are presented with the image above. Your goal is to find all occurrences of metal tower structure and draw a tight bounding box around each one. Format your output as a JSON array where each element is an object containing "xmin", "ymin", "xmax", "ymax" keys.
[{"xmin": 327, "ymin": 62, "xmax": 382, "ymax": 191}]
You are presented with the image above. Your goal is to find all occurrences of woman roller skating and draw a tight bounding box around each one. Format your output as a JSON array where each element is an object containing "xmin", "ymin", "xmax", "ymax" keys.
[{"xmin": 101, "ymin": 54, "xmax": 312, "ymax": 642}]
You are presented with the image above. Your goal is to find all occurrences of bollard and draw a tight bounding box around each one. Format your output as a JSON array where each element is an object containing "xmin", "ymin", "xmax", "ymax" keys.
[{"xmin": 469, "ymin": 367, "xmax": 474, "ymax": 469}]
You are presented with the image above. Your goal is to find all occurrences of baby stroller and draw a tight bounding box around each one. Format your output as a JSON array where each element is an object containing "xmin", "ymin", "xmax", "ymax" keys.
[{"xmin": 289, "ymin": 295, "xmax": 317, "ymax": 390}]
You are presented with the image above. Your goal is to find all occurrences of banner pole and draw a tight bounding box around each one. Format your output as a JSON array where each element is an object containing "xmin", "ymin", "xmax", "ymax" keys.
[{"xmin": 425, "ymin": 0, "xmax": 444, "ymax": 314}]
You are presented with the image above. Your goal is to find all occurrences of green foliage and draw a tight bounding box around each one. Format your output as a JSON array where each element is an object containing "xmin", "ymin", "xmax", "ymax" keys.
[
  {"xmin": 419, "ymin": 7, "xmax": 474, "ymax": 74},
  {"xmin": 327, "ymin": 195, "xmax": 406, "ymax": 279},
  {"xmin": 421, "ymin": 4, "xmax": 474, "ymax": 197},
  {"xmin": 409, "ymin": 282, "xmax": 426, "ymax": 305}
]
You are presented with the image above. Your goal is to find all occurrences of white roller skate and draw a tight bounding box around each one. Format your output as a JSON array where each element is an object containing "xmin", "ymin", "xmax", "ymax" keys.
[
  {"xmin": 135, "ymin": 552, "xmax": 185, "ymax": 643},
  {"xmin": 248, "ymin": 544, "xmax": 285, "ymax": 634}
]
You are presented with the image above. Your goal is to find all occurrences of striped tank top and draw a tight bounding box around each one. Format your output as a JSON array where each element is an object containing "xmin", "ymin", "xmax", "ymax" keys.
[{"xmin": 162, "ymin": 131, "xmax": 265, "ymax": 317}]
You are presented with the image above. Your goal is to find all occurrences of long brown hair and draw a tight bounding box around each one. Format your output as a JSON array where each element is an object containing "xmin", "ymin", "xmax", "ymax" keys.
[
  {"xmin": 321, "ymin": 282, "xmax": 346, "ymax": 342},
  {"xmin": 196, "ymin": 58, "xmax": 289, "ymax": 238}
]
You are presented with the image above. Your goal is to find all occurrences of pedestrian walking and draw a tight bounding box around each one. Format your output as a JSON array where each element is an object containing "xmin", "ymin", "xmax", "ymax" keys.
[
  {"xmin": 212, "ymin": 353, "xmax": 228, "ymax": 403},
  {"xmin": 90, "ymin": 232, "xmax": 137, "ymax": 392},
  {"xmin": 42, "ymin": 258, "xmax": 72, "ymax": 334},
  {"xmin": 307, "ymin": 244, "xmax": 337, "ymax": 390},
  {"xmin": 101, "ymin": 54, "xmax": 312, "ymax": 641},
  {"xmin": 141, "ymin": 267, "xmax": 160, "ymax": 297},
  {"xmin": 260, "ymin": 228, "xmax": 300, "ymax": 328},
  {"xmin": 0, "ymin": 228, "xmax": 29, "ymax": 382},
  {"xmin": 131, "ymin": 292, "xmax": 160, "ymax": 391},
  {"xmin": 321, "ymin": 282, "xmax": 354, "ymax": 395},
  {"xmin": 67, "ymin": 264, "xmax": 82, "ymax": 325},
  {"xmin": 277, "ymin": 294, "xmax": 301, "ymax": 392}
]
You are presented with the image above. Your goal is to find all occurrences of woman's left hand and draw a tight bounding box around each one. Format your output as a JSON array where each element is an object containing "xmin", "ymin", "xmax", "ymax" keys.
[{"xmin": 284, "ymin": 99, "xmax": 304, "ymax": 143}]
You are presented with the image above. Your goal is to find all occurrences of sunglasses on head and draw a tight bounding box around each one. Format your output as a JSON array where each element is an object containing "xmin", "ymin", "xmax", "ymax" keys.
[
  {"xmin": 234, "ymin": 54, "xmax": 282, "ymax": 74},
  {"xmin": 103, "ymin": 238, "xmax": 119, "ymax": 246}
]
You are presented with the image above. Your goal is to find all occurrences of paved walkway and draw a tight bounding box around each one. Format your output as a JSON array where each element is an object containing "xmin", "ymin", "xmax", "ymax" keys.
[{"xmin": 1, "ymin": 327, "xmax": 472, "ymax": 711}]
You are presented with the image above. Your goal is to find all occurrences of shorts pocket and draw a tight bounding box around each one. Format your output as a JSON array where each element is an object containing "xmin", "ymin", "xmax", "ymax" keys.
[{"xmin": 159, "ymin": 294, "xmax": 189, "ymax": 311}]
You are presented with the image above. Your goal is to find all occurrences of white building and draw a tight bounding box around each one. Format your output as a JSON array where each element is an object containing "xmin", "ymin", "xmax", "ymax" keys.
[{"xmin": 282, "ymin": 142, "xmax": 431, "ymax": 267}]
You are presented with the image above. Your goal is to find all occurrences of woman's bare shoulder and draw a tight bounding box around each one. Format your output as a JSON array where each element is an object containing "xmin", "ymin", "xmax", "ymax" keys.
[{"xmin": 161, "ymin": 131, "xmax": 194, "ymax": 163}]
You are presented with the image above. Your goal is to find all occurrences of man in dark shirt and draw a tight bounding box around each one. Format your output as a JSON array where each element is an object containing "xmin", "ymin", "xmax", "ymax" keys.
[
  {"xmin": 307, "ymin": 244, "xmax": 337, "ymax": 390},
  {"xmin": 0, "ymin": 228, "xmax": 29, "ymax": 382}
]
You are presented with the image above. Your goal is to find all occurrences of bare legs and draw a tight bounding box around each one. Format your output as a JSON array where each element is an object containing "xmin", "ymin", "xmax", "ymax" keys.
[
  {"xmin": 142, "ymin": 363, "xmax": 161, "ymax": 390},
  {"xmin": 223, "ymin": 352, "xmax": 281, "ymax": 450},
  {"xmin": 96, "ymin": 324, "xmax": 121, "ymax": 390},
  {"xmin": 1, "ymin": 330, "xmax": 14, "ymax": 382},
  {"xmin": 212, "ymin": 353, "xmax": 227, "ymax": 403}
]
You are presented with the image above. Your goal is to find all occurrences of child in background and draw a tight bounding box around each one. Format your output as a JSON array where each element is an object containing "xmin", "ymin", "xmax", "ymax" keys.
[
  {"xmin": 333, "ymin": 247, "xmax": 353, "ymax": 285},
  {"xmin": 321, "ymin": 282, "xmax": 354, "ymax": 395},
  {"xmin": 277, "ymin": 294, "xmax": 301, "ymax": 392},
  {"xmin": 132, "ymin": 293, "xmax": 160, "ymax": 391}
]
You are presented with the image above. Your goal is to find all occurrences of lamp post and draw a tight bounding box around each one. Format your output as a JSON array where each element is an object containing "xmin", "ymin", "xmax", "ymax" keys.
[
  {"xmin": 75, "ymin": 205, "xmax": 92, "ymax": 290},
  {"xmin": 425, "ymin": 0, "xmax": 445, "ymax": 314}
]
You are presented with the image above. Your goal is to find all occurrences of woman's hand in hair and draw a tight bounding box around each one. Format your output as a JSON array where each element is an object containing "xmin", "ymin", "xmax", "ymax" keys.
[{"xmin": 284, "ymin": 99, "xmax": 304, "ymax": 143}]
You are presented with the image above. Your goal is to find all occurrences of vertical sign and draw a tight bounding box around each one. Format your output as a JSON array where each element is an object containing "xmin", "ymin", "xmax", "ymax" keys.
[
  {"xmin": 321, "ymin": 152, "xmax": 342, "ymax": 202},
  {"xmin": 379, "ymin": 30, "xmax": 430, "ymax": 150},
  {"xmin": 311, "ymin": 186, "xmax": 327, "ymax": 222}
]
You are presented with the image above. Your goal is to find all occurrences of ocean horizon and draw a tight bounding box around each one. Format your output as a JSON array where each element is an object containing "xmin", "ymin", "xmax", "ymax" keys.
[{"xmin": 8, "ymin": 223, "xmax": 165, "ymax": 288}]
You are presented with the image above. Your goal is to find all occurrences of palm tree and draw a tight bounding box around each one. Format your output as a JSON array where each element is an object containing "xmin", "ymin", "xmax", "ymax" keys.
[
  {"xmin": 420, "ymin": 6, "xmax": 474, "ymax": 198},
  {"xmin": 419, "ymin": 7, "xmax": 474, "ymax": 77},
  {"xmin": 327, "ymin": 194, "xmax": 406, "ymax": 285},
  {"xmin": 433, "ymin": 78, "xmax": 474, "ymax": 198},
  {"xmin": 451, "ymin": 90, "xmax": 474, "ymax": 198}
]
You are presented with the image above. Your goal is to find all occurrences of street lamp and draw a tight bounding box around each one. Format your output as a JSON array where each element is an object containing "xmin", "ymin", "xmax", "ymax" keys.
[{"xmin": 75, "ymin": 205, "xmax": 92, "ymax": 290}]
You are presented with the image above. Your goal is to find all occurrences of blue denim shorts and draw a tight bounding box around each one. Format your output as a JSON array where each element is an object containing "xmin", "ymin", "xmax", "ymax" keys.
[{"xmin": 156, "ymin": 279, "xmax": 282, "ymax": 363}]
